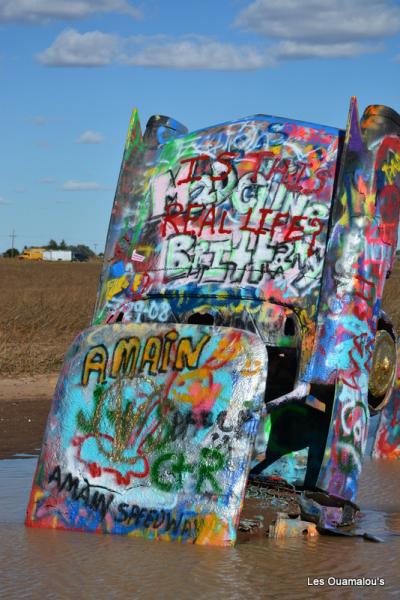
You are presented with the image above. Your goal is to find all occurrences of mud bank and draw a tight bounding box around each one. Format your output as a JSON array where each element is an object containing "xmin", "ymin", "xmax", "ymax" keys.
[{"xmin": 0, "ymin": 375, "xmax": 57, "ymax": 458}]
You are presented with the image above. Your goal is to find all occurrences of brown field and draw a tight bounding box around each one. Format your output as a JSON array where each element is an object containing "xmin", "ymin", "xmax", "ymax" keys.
[
  {"xmin": 0, "ymin": 258, "xmax": 399, "ymax": 377},
  {"xmin": 0, "ymin": 260, "xmax": 102, "ymax": 376}
]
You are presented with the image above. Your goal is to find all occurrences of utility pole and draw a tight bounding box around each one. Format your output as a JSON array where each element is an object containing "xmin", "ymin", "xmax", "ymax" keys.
[
  {"xmin": 10, "ymin": 229, "xmax": 16, "ymax": 257},
  {"xmin": 94, "ymin": 243, "xmax": 98, "ymax": 255}
]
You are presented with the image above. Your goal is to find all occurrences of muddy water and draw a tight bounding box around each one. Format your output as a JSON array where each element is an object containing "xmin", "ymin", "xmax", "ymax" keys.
[
  {"xmin": 1, "ymin": 458, "xmax": 399, "ymax": 599},
  {"xmin": 1, "ymin": 402, "xmax": 400, "ymax": 599}
]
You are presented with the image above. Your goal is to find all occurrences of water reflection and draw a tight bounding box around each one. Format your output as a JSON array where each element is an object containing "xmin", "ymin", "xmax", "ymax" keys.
[{"xmin": 0, "ymin": 457, "xmax": 399, "ymax": 599}]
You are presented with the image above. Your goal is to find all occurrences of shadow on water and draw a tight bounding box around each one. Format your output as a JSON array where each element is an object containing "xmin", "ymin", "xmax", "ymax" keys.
[{"xmin": 1, "ymin": 455, "xmax": 400, "ymax": 599}]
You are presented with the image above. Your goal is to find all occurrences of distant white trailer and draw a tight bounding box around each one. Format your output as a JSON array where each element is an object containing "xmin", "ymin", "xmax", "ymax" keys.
[{"xmin": 43, "ymin": 250, "xmax": 72, "ymax": 261}]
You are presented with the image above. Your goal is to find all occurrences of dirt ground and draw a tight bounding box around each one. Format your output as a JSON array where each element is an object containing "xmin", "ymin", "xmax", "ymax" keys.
[
  {"xmin": 0, "ymin": 374, "xmax": 58, "ymax": 403},
  {"xmin": 0, "ymin": 375, "xmax": 57, "ymax": 458}
]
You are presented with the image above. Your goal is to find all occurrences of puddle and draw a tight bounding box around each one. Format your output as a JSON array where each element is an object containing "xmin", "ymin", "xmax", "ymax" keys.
[{"xmin": 0, "ymin": 456, "xmax": 400, "ymax": 599}]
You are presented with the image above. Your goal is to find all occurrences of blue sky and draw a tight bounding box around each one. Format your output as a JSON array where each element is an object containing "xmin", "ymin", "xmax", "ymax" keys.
[{"xmin": 1, "ymin": 0, "xmax": 400, "ymax": 254}]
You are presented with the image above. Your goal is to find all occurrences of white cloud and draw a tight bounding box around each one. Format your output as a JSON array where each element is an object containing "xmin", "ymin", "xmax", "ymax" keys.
[
  {"xmin": 38, "ymin": 7, "xmax": 388, "ymax": 73},
  {"xmin": 274, "ymin": 41, "xmax": 378, "ymax": 60},
  {"xmin": 0, "ymin": 0, "xmax": 141, "ymax": 23},
  {"xmin": 0, "ymin": 196, "xmax": 12, "ymax": 205},
  {"xmin": 39, "ymin": 177, "xmax": 55, "ymax": 184},
  {"xmin": 38, "ymin": 31, "xmax": 270, "ymax": 70},
  {"xmin": 62, "ymin": 180, "xmax": 106, "ymax": 191},
  {"xmin": 36, "ymin": 29, "xmax": 120, "ymax": 67},
  {"xmin": 77, "ymin": 130, "xmax": 104, "ymax": 144},
  {"xmin": 127, "ymin": 39, "xmax": 269, "ymax": 70},
  {"xmin": 236, "ymin": 0, "xmax": 400, "ymax": 44}
]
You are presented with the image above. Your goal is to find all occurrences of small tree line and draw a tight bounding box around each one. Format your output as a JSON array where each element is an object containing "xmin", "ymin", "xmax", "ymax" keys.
[{"xmin": 3, "ymin": 240, "xmax": 98, "ymax": 259}]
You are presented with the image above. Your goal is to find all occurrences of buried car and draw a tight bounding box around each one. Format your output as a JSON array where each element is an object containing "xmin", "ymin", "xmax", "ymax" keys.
[{"xmin": 26, "ymin": 97, "xmax": 400, "ymax": 545}]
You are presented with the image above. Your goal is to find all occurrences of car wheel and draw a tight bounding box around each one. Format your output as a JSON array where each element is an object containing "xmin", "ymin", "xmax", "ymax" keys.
[{"xmin": 368, "ymin": 329, "xmax": 397, "ymax": 412}]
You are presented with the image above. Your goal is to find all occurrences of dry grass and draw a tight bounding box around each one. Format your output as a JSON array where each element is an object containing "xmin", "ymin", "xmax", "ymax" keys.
[
  {"xmin": 0, "ymin": 260, "xmax": 101, "ymax": 375},
  {"xmin": 0, "ymin": 257, "xmax": 399, "ymax": 377}
]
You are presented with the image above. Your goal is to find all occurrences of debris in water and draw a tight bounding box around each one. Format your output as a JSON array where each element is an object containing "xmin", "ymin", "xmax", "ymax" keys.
[{"xmin": 269, "ymin": 512, "xmax": 318, "ymax": 539}]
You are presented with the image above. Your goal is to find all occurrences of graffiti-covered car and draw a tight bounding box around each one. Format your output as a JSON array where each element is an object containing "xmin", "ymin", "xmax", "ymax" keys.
[{"xmin": 26, "ymin": 98, "xmax": 400, "ymax": 545}]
